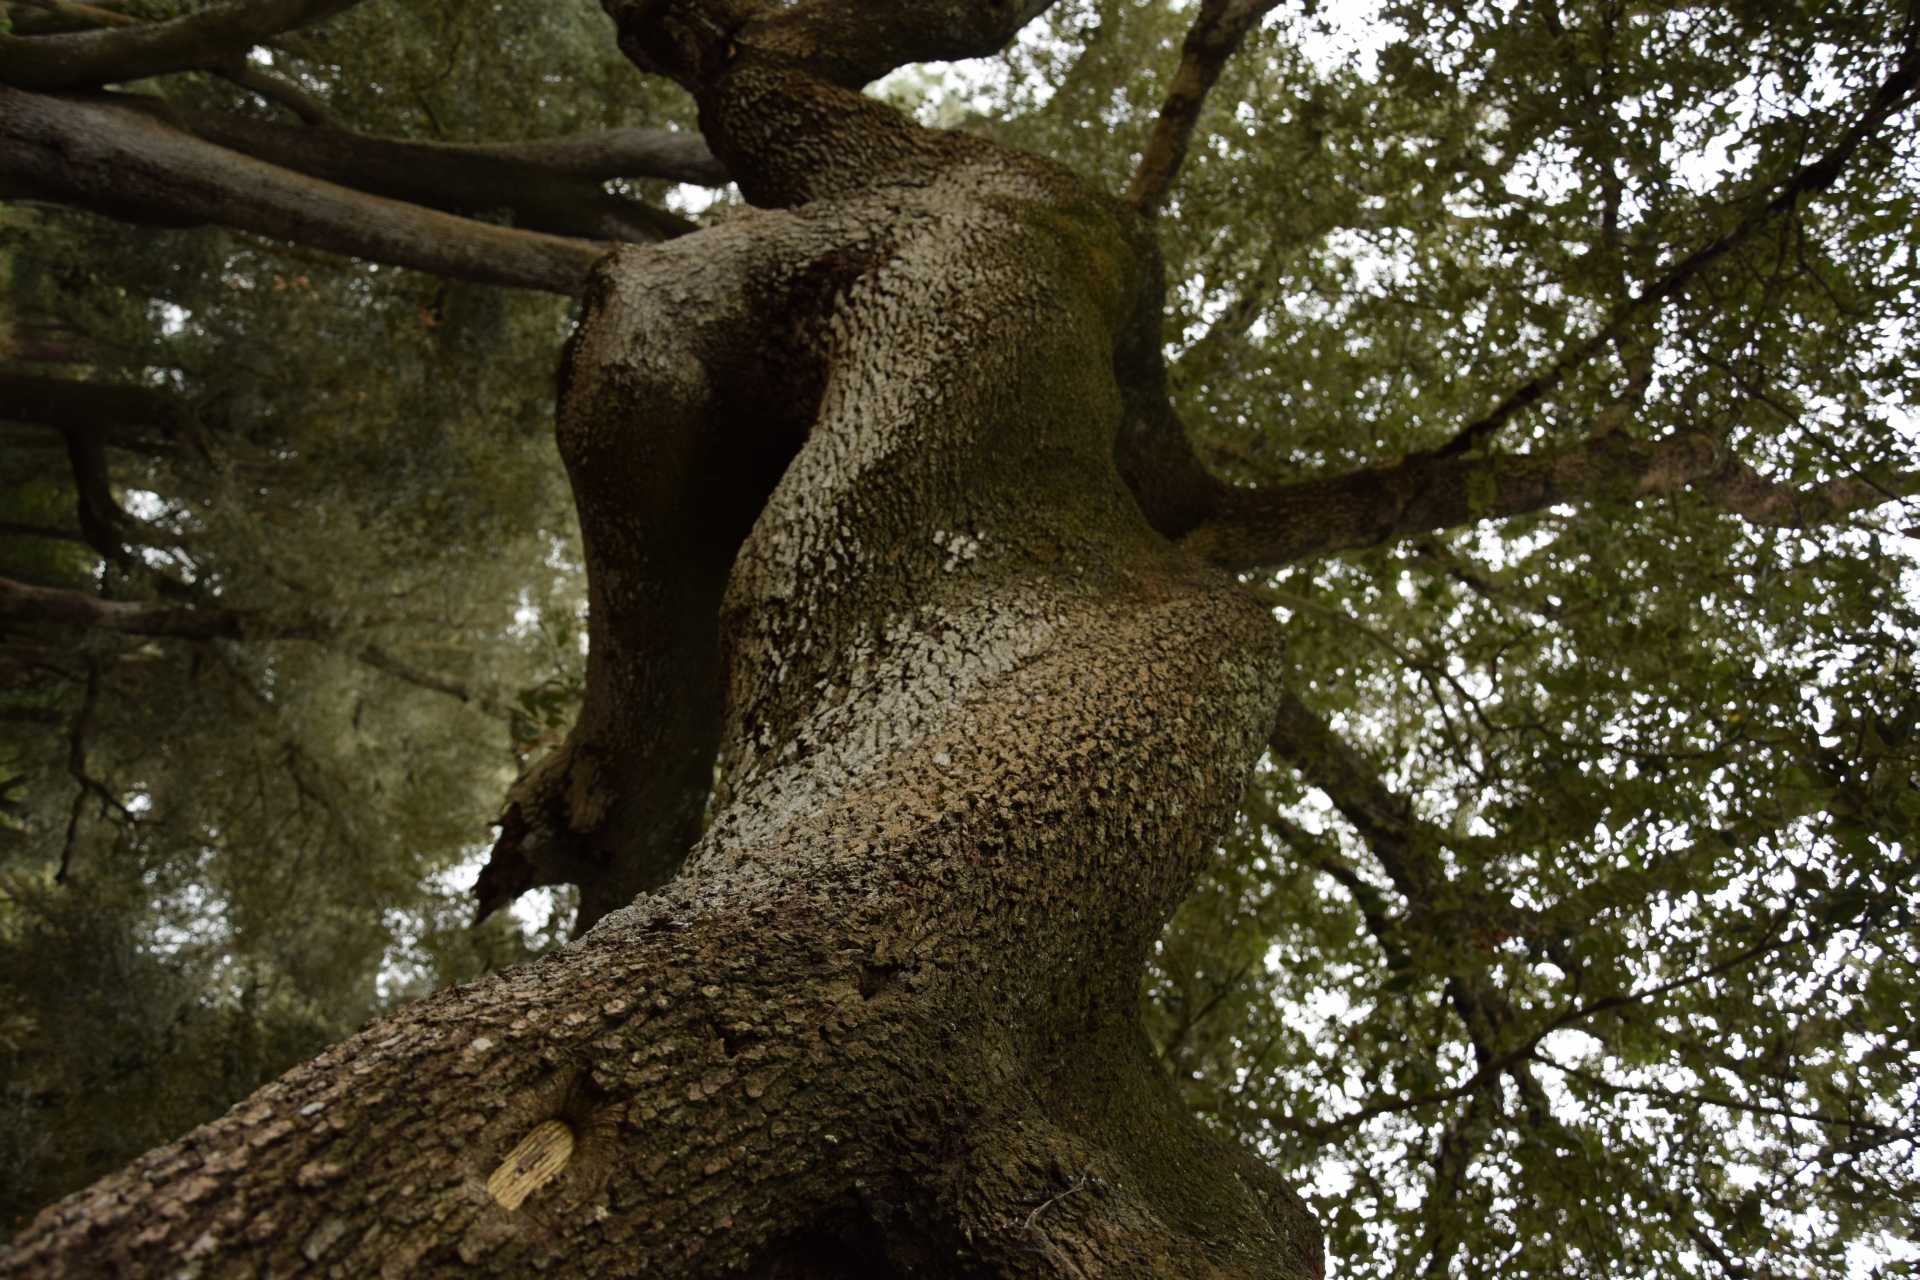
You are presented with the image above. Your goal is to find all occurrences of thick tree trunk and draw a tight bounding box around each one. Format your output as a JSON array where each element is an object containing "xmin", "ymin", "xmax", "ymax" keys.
[{"xmin": 2, "ymin": 7, "xmax": 1322, "ymax": 1276}]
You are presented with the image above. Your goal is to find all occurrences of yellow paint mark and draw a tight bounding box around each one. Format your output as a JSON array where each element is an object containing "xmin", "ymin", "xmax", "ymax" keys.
[{"xmin": 487, "ymin": 1120, "xmax": 574, "ymax": 1211}]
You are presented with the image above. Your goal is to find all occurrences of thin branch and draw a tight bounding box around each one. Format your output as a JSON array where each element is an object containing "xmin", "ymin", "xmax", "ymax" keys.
[
  {"xmin": 58, "ymin": 658, "xmax": 129, "ymax": 882},
  {"xmin": 1156, "ymin": 954, "xmax": 1258, "ymax": 1065},
  {"xmin": 1021, "ymin": 1170, "xmax": 1094, "ymax": 1233},
  {"xmin": 0, "ymin": 521, "xmax": 87, "ymax": 543},
  {"xmin": 12, "ymin": 0, "xmax": 138, "ymax": 29},
  {"xmin": 1254, "ymin": 585, "xmax": 1500, "ymax": 755},
  {"xmin": 1126, "ymin": 0, "xmax": 1282, "ymax": 216},
  {"xmin": 1275, "ymin": 922, "xmax": 1791, "ymax": 1142},
  {"xmin": 0, "ymin": 575, "xmax": 515, "ymax": 722},
  {"xmin": 1538, "ymin": 1054, "xmax": 1909, "ymax": 1137},
  {"xmin": 1260, "ymin": 806, "xmax": 1412, "ymax": 970},
  {"xmin": 1181, "ymin": 426, "xmax": 1920, "ymax": 573},
  {"xmin": 0, "ymin": 0, "xmax": 363, "ymax": 90},
  {"xmin": 212, "ymin": 58, "xmax": 342, "ymax": 127},
  {"xmin": 1425, "ymin": 37, "xmax": 1920, "ymax": 460},
  {"xmin": 0, "ymin": 574, "xmax": 279, "ymax": 639},
  {"xmin": 356, "ymin": 644, "xmax": 510, "ymax": 720}
]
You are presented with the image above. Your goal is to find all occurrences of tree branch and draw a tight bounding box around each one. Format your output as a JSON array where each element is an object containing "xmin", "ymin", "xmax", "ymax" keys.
[
  {"xmin": 0, "ymin": 574, "xmax": 274, "ymax": 639},
  {"xmin": 1426, "ymin": 35, "xmax": 1920, "ymax": 460},
  {"xmin": 1539, "ymin": 1054, "xmax": 1911, "ymax": 1138},
  {"xmin": 0, "ymin": 87, "xmax": 611, "ymax": 294},
  {"xmin": 1273, "ymin": 920, "xmax": 1792, "ymax": 1143},
  {"xmin": 155, "ymin": 102, "xmax": 701, "ymax": 242},
  {"xmin": 609, "ymin": 0, "xmax": 1062, "ymax": 92},
  {"xmin": 1260, "ymin": 805, "xmax": 1412, "ymax": 970},
  {"xmin": 1268, "ymin": 690, "xmax": 1439, "ymax": 896},
  {"xmin": 61, "ymin": 424, "xmax": 137, "ymax": 560},
  {"xmin": 1181, "ymin": 428, "xmax": 1920, "ymax": 572},
  {"xmin": 0, "ymin": 575, "xmax": 514, "ymax": 719},
  {"xmin": 1126, "ymin": 0, "xmax": 1282, "ymax": 217},
  {"xmin": 0, "ymin": 370, "xmax": 190, "ymax": 442},
  {"xmin": 441, "ymin": 126, "xmax": 727, "ymax": 185},
  {"xmin": 211, "ymin": 57, "xmax": 342, "ymax": 126},
  {"xmin": 0, "ymin": 522, "xmax": 88, "ymax": 543},
  {"xmin": 0, "ymin": 0, "xmax": 363, "ymax": 90},
  {"xmin": 356, "ymin": 644, "xmax": 510, "ymax": 720}
]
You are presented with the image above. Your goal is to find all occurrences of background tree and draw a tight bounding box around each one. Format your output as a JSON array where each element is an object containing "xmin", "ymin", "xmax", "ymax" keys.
[{"xmin": 2, "ymin": 0, "xmax": 1917, "ymax": 1276}]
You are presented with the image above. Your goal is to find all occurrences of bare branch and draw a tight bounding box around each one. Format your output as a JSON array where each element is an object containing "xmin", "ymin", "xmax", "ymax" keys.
[
  {"xmin": 1181, "ymin": 429, "xmax": 1920, "ymax": 572},
  {"xmin": 0, "ymin": 0, "xmax": 363, "ymax": 90},
  {"xmin": 0, "ymin": 87, "xmax": 610, "ymax": 294},
  {"xmin": 1426, "ymin": 37, "xmax": 1920, "ymax": 460},
  {"xmin": 1126, "ymin": 0, "xmax": 1283, "ymax": 217}
]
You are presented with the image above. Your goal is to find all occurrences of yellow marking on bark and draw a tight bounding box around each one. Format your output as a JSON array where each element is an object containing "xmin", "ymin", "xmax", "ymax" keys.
[{"xmin": 487, "ymin": 1119, "xmax": 574, "ymax": 1211}]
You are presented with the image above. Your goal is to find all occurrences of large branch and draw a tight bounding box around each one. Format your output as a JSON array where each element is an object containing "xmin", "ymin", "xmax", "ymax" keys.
[
  {"xmin": 1181, "ymin": 429, "xmax": 1920, "ymax": 572},
  {"xmin": 0, "ymin": 87, "xmax": 609, "ymax": 294},
  {"xmin": 0, "ymin": 0, "xmax": 361, "ymax": 90},
  {"xmin": 151, "ymin": 102, "xmax": 702, "ymax": 243},
  {"xmin": 1126, "ymin": 0, "xmax": 1282, "ymax": 217},
  {"xmin": 610, "ymin": 0, "xmax": 1062, "ymax": 91}
]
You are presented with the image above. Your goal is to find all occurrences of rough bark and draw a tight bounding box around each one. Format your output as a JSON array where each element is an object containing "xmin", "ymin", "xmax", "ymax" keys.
[{"xmin": 1, "ymin": 3, "xmax": 1321, "ymax": 1276}]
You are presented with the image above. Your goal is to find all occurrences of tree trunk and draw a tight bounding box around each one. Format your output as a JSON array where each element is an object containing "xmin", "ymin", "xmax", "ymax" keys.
[{"xmin": 1, "ymin": 9, "xmax": 1322, "ymax": 1276}]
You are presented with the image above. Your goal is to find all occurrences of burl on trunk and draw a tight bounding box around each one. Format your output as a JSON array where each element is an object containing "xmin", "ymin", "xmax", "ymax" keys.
[{"xmin": 4, "ymin": 3, "xmax": 1321, "ymax": 1275}]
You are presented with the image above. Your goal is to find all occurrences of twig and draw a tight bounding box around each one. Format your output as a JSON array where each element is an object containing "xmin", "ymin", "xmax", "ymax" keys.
[
  {"xmin": 1022, "ymin": 1170, "xmax": 1094, "ymax": 1233},
  {"xmin": 58, "ymin": 658, "xmax": 129, "ymax": 882}
]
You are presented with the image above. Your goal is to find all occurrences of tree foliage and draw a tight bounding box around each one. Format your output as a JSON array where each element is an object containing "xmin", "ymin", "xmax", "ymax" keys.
[{"xmin": 2, "ymin": 0, "xmax": 1916, "ymax": 1274}]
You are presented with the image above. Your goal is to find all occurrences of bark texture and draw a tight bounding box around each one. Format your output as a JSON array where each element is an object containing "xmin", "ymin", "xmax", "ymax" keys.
[{"xmin": 2, "ymin": 3, "xmax": 1322, "ymax": 1275}]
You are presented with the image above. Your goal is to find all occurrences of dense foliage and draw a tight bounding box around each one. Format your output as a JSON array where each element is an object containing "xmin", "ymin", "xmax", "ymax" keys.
[{"xmin": 3, "ymin": 0, "xmax": 1915, "ymax": 1274}]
